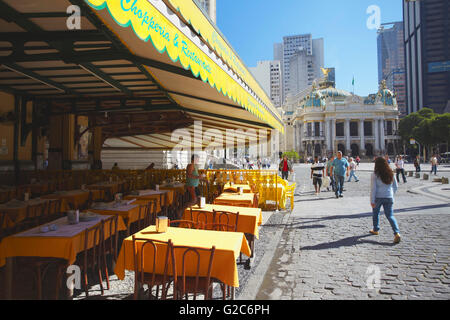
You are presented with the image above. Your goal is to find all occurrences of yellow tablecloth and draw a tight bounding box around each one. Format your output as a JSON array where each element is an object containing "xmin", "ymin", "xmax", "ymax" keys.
[
  {"xmin": 87, "ymin": 181, "xmax": 123, "ymax": 196},
  {"xmin": 0, "ymin": 215, "xmax": 126, "ymax": 267},
  {"xmin": 258, "ymin": 183, "xmax": 286, "ymax": 209},
  {"xmin": 223, "ymin": 183, "xmax": 252, "ymax": 193},
  {"xmin": 114, "ymin": 226, "xmax": 251, "ymax": 287},
  {"xmin": 41, "ymin": 189, "xmax": 104, "ymax": 210},
  {"xmin": 124, "ymin": 189, "xmax": 174, "ymax": 213},
  {"xmin": 184, "ymin": 204, "xmax": 262, "ymax": 238},
  {"xmin": 90, "ymin": 203, "xmax": 142, "ymax": 228},
  {"xmin": 0, "ymin": 198, "xmax": 69, "ymax": 229},
  {"xmin": 213, "ymin": 193, "xmax": 255, "ymax": 208},
  {"xmin": 160, "ymin": 183, "xmax": 185, "ymax": 195}
]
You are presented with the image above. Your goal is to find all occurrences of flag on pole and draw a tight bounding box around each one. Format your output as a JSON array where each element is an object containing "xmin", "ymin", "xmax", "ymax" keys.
[{"xmin": 352, "ymin": 76, "xmax": 355, "ymax": 86}]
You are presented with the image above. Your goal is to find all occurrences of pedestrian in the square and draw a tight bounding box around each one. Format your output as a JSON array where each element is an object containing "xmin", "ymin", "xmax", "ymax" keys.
[
  {"xmin": 369, "ymin": 157, "xmax": 401, "ymax": 244},
  {"xmin": 330, "ymin": 151, "xmax": 350, "ymax": 198},
  {"xmin": 395, "ymin": 155, "xmax": 407, "ymax": 183},
  {"xmin": 326, "ymin": 155, "xmax": 335, "ymax": 192},
  {"xmin": 279, "ymin": 155, "xmax": 293, "ymax": 180},
  {"xmin": 430, "ymin": 154, "xmax": 438, "ymax": 175},
  {"xmin": 347, "ymin": 157, "xmax": 360, "ymax": 182},
  {"xmin": 356, "ymin": 155, "xmax": 361, "ymax": 166},
  {"xmin": 414, "ymin": 155, "xmax": 421, "ymax": 173},
  {"xmin": 311, "ymin": 156, "xmax": 325, "ymax": 195}
]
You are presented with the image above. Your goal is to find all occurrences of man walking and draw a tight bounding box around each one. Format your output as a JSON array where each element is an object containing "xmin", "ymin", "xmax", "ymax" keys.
[
  {"xmin": 430, "ymin": 154, "xmax": 438, "ymax": 175},
  {"xmin": 347, "ymin": 157, "xmax": 359, "ymax": 182},
  {"xmin": 330, "ymin": 151, "xmax": 350, "ymax": 198},
  {"xmin": 279, "ymin": 155, "xmax": 293, "ymax": 180},
  {"xmin": 395, "ymin": 155, "xmax": 407, "ymax": 183},
  {"xmin": 311, "ymin": 156, "xmax": 325, "ymax": 195},
  {"xmin": 414, "ymin": 155, "xmax": 421, "ymax": 173}
]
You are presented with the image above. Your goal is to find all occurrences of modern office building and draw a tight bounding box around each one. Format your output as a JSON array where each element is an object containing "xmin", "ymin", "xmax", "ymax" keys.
[
  {"xmin": 403, "ymin": 0, "xmax": 450, "ymax": 115},
  {"xmin": 197, "ymin": 0, "xmax": 216, "ymax": 24},
  {"xmin": 377, "ymin": 22, "xmax": 407, "ymax": 116},
  {"xmin": 249, "ymin": 61, "xmax": 283, "ymax": 108},
  {"xmin": 274, "ymin": 34, "xmax": 324, "ymax": 104}
]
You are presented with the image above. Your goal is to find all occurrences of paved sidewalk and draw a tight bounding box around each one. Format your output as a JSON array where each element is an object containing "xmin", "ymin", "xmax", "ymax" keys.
[{"xmin": 253, "ymin": 164, "xmax": 450, "ymax": 300}]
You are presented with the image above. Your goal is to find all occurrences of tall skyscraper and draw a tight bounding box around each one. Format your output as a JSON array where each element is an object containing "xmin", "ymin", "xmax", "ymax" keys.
[
  {"xmin": 274, "ymin": 34, "xmax": 324, "ymax": 104},
  {"xmin": 403, "ymin": 0, "xmax": 450, "ymax": 115},
  {"xmin": 377, "ymin": 22, "xmax": 407, "ymax": 116},
  {"xmin": 249, "ymin": 60, "xmax": 282, "ymax": 108},
  {"xmin": 197, "ymin": 0, "xmax": 216, "ymax": 24}
]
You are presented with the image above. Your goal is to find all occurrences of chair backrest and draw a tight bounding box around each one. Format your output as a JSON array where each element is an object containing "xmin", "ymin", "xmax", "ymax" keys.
[
  {"xmin": 137, "ymin": 201, "xmax": 155, "ymax": 231},
  {"xmin": 189, "ymin": 208, "xmax": 212, "ymax": 226},
  {"xmin": 172, "ymin": 245, "xmax": 215, "ymax": 300},
  {"xmin": 0, "ymin": 211, "xmax": 10, "ymax": 239},
  {"xmin": 212, "ymin": 210, "xmax": 239, "ymax": 232},
  {"xmin": 132, "ymin": 236, "xmax": 174, "ymax": 300},
  {"xmin": 169, "ymin": 220, "xmax": 199, "ymax": 229},
  {"xmin": 26, "ymin": 201, "xmax": 48, "ymax": 224},
  {"xmin": 101, "ymin": 215, "xmax": 119, "ymax": 260},
  {"xmin": 83, "ymin": 223, "xmax": 104, "ymax": 270},
  {"xmin": 47, "ymin": 199, "xmax": 62, "ymax": 219}
]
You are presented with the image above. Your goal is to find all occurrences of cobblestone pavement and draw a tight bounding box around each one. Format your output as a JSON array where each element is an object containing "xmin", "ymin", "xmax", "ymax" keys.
[{"xmin": 255, "ymin": 163, "xmax": 450, "ymax": 300}]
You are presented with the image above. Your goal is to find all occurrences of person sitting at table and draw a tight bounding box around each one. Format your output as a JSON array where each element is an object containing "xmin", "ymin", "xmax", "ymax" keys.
[
  {"xmin": 112, "ymin": 163, "xmax": 120, "ymax": 170},
  {"xmin": 145, "ymin": 162, "xmax": 155, "ymax": 170},
  {"xmin": 186, "ymin": 154, "xmax": 203, "ymax": 205}
]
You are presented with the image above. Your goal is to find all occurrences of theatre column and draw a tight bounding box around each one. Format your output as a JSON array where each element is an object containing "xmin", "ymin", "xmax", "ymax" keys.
[
  {"xmin": 374, "ymin": 119, "xmax": 380, "ymax": 155},
  {"xmin": 345, "ymin": 119, "xmax": 351, "ymax": 155},
  {"xmin": 359, "ymin": 119, "xmax": 365, "ymax": 156}
]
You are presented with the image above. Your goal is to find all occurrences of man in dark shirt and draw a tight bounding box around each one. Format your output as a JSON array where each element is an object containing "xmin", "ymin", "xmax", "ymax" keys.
[{"xmin": 311, "ymin": 156, "xmax": 325, "ymax": 195}]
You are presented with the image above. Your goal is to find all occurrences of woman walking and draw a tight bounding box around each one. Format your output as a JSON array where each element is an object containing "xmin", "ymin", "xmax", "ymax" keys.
[{"xmin": 370, "ymin": 157, "xmax": 401, "ymax": 244}]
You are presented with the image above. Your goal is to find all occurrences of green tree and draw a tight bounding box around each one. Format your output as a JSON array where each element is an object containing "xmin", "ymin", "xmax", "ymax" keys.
[
  {"xmin": 282, "ymin": 150, "xmax": 299, "ymax": 161},
  {"xmin": 430, "ymin": 114, "xmax": 450, "ymax": 144}
]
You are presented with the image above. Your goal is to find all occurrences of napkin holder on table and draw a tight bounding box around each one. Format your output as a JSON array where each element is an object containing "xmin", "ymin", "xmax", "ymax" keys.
[
  {"xmin": 67, "ymin": 210, "xmax": 79, "ymax": 225},
  {"xmin": 156, "ymin": 216, "xmax": 168, "ymax": 233}
]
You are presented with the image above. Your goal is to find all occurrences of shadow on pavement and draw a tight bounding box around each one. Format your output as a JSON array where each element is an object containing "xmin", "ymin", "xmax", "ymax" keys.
[{"xmin": 299, "ymin": 234, "xmax": 387, "ymax": 251}]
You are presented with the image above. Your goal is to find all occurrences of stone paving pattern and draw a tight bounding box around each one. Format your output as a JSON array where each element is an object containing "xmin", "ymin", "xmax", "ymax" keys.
[{"xmin": 255, "ymin": 163, "xmax": 450, "ymax": 300}]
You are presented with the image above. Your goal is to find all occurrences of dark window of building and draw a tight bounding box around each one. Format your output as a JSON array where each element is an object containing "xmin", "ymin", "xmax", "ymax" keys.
[
  {"xmin": 386, "ymin": 121, "xmax": 393, "ymax": 135},
  {"xmin": 350, "ymin": 122, "xmax": 359, "ymax": 137},
  {"xmin": 364, "ymin": 121, "xmax": 373, "ymax": 136},
  {"xmin": 314, "ymin": 122, "xmax": 321, "ymax": 137},
  {"xmin": 336, "ymin": 122, "xmax": 344, "ymax": 137},
  {"xmin": 307, "ymin": 123, "xmax": 312, "ymax": 137}
]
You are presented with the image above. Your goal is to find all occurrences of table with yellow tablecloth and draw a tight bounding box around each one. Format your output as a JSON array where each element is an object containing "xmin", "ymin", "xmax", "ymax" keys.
[
  {"xmin": 223, "ymin": 183, "xmax": 252, "ymax": 193},
  {"xmin": 124, "ymin": 189, "xmax": 174, "ymax": 213},
  {"xmin": 0, "ymin": 215, "xmax": 126, "ymax": 268},
  {"xmin": 257, "ymin": 183, "xmax": 287, "ymax": 209},
  {"xmin": 89, "ymin": 202, "xmax": 142, "ymax": 233},
  {"xmin": 0, "ymin": 214, "xmax": 126, "ymax": 299},
  {"xmin": 213, "ymin": 192, "xmax": 255, "ymax": 208},
  {"xmin": 0, "ymin": 198, "xmax": 69, "ymax": 229},
  {"xmin": 184, "ymin": 204, "xmax": 262, "ymax": 238},
  {"xmin": 41, "ymin": 189, "xmax": 103, "ymax": 210},
  {"xmin": 159, "ymin": 183, "xmax": 185, "ymax": 195},
  {"xmin": 114, "ymin": 226, "xmax": 251, "ymax": 288}
]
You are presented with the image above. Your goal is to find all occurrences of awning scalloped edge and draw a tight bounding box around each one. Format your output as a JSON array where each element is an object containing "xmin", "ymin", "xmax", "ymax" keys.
[{"xmin": 85, "ymin": 0, "xmax": 284, "ymax": 133}]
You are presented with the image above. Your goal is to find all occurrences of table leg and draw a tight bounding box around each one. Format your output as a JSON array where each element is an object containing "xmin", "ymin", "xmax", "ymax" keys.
[
  {"xmin": 5, "ymin": 257, "xmax": 13, "ymax": 299},
  {"xmin": 231, "ymin": 287, "xmax": 235, "ymax": 300}
]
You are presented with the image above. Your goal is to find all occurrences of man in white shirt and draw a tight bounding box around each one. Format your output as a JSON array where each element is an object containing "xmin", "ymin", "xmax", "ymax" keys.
[
  {"xmin": 347, "ymin": 157, "xmax": 359, "ymax": 182},
  {"xmin": 395, "ymin": 155, "xmax": 407, "ymax": 183},
  {"xmin": 430, "ymin": 155, "xmax": 438, "ymax": 175}
]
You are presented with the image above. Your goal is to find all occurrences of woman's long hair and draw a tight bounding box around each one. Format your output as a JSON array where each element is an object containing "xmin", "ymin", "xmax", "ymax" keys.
[{"xmin": 374, "ymin": 157, "xmax": 394, "ymax": 185}]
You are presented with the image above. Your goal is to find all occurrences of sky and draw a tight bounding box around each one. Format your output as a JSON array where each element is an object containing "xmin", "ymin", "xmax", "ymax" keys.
[{"xmin": 216, "ymin": 0, "xmax": 403, "ymax": 97}]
